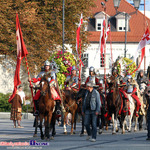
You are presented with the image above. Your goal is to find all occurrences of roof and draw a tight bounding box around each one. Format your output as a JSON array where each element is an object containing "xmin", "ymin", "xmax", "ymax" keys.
[{"xmin": 88, "ymin": 0, "xmax": 150, "ymax": 43}]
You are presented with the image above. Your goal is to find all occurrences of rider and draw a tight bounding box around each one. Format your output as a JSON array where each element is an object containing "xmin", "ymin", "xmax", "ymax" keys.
[
  {"xmin": 126, "ymin": 74, "xmax": 141, "ymax": 117},
  {"xmin": 85, "ymin": 66, "xmax": 103, "ymax": 89},
  {"xmin": 64, "ymin": 66, "xmax": 79, "ymax": 92},
  {"xmin": 137, "ymin": 70, "xmax": 148, "ymax": 93},
  {"xmin": 29, "ymin": 60, "xmax": 61, "ymax": 116}
]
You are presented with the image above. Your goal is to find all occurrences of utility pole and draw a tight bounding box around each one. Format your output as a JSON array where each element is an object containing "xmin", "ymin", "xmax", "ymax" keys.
[{"xmin": 62, "ymin": 0, "xmax": 65, "ymax": 54}]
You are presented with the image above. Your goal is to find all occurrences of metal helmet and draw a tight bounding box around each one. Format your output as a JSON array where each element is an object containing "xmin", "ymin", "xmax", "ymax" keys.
[
  {"xmin": 71, "ymin": 66, "xmax": 77, "ymax": 71},
  {"xmin": 89, "ymin": 66, "xmax": 95, "ymax": 72},
  {"xmin": 44, "ymin": 60, "xmax": 51, "ymax": 66},
  {"xmin": 126, "ymin": 74, "xmax": 132, "ymax": 79}
]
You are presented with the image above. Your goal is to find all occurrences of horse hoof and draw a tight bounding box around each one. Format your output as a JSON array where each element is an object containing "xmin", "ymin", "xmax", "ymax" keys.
[
  {"xmin": 105, "ymin": 127, "xmax": 108, "ymax": 131},
  {"xmin": 134, "ymin": 130, "xmax": 137, "ymax": 132},
  {"xmin": 73, "ymin": 132, "xmax": 76, "ymax": 134},
  {"xmin": 64, "ymin": 132, "xmax": 67, "ymax": 135},
  {"xmin": 122, "ymin": 131, "xmax": 125, "ymax": 134},
  {"xmin": 139, "ymin": 128, "xmax": 143, "ymax": 131},
  {"xmin": 70, "ymin": 132, "xmax": 73, "ymax": 135},
  {"xmin": 80, "ymin": 133, "xmax": 84, "ymax": 137},
  {"xmin": 33, "ymin": 134, "xmax": 37, "ymax": 137},
  {"xmin": 128, "ymin": 130, "xmax": 131, "ymax": 132},
  {"xmin": 112, "ymin": 132, "xmax": 116, "ymax": 135},
  {"xmin": 116, "ymin": 128, "xmax": 119, "ymax": 132},
  {"xmin": 41, "ymin": 136, "xmax": 45, "ymax": 140},
  {"xmin": 50, "ymin": 136, "xmax": 54, "ymax": 140}
]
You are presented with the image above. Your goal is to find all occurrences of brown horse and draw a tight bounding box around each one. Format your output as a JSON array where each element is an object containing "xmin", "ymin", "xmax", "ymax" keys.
[
  {"xmin": 38, "ymin": 75, "xmax": 55, "ymax": 140},
  {"xmin": 62, "ymin": 90, "xmax": 78, "ymax": 135},
  {"xmin": 106, "ymin": 76, "xmax": 127, "ymax": 134}
]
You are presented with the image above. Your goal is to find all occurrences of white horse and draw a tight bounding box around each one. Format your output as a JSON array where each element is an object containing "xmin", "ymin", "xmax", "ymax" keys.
[{"xmin": 124, "ymin": 80, "xmax": 146, "ymax": 132}]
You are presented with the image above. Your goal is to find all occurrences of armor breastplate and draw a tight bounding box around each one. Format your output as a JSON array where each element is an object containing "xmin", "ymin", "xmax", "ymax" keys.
[
  {"xmin": 127, "ymin": 84, "xmax": 133, "ymax": 93},
  {"xmin": 89, "ymin": 76, "xmax": 96, "ymax": 84},
  {"xmin": 68, "ymin": 76, "xmax": 78, "ymax": 87}
]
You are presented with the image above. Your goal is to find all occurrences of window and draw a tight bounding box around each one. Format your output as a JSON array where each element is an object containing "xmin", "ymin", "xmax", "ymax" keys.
[
  {"xmin": 118, "ymin": 19, "xmax": 126, "ymax": 31},
  {"xmin": 81, "ymin": 53, "xmax": 88, "ymax": 68},
  {"xmin": 100, "ymin": 54, "xmax": 104, "ymax": 67},
  {"xmin": 96, "ymin": 19, "xmax": 103, "ymax": 31}
]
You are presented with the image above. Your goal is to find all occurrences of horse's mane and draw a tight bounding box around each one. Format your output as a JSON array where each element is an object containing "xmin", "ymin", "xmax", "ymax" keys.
[{"xmin": 40, "ymin": 75, "xmax": 51, "ymax": 98}]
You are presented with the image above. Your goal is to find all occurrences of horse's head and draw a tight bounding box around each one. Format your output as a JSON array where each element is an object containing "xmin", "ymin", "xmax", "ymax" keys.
[
  {"xmin": 76, "ymin": 87, "xmax": 86, "ymax": 102},
  {"xmin": 40, "ymin": 76, "xmax": 50, "ymax": 96},
  {"xmin": 54, "ymin": 100, "xmax": 61, "ymax": 116}
]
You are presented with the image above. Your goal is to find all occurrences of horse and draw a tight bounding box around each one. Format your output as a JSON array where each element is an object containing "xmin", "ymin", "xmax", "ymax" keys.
[
  {"xmin": 38, "ymin": 75, "xmax": 55, "ymax": 140},
  {"xmin": 106, "ymin": 76, "xmax": 127, "ymax": 134},
  {"xmin": 62, "ymin": 90, "xmax": 78, "ymax": 135},
  {"xmin": 123, "ymin": 79, "xmax": 146, "ymax": 132}
]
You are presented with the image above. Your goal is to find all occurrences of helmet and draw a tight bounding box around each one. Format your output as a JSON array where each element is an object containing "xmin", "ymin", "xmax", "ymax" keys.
[
  {"xmin": 44, "ymin": 60, "xmax": 51, "ymax": 66},
  {"xmin": 89, "ymin": 66, "xmax": 95, "ymax": 72},
  {"xmin": 71, "ymin": 66, "xmax": 77, "ymax": 71},
  {"xmin": 126, "ymin": 74, "xmax": 132, "ymax": 79}
]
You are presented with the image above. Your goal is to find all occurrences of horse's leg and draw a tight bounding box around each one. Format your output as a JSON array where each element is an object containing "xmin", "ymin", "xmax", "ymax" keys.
[
  {"xmin": 112, "ymin": 113, "xmax": 116, "ymax": 134},
  {"xmin": 33, "ymin": 116, "xmax": 38, "ymax": 137},
  {"xmin": 51, "ymin": 113, "xmax": 56, "ymax": 140},
  {"xmin": 45, "ymin": 111, "xmax": 53, "ymax": 140},
  {"xmin": 63, "ymin": 112, "xmax": 68, "ymax": 134},
  {"xmin": 121, "ymin": 114, "xmax": 126, "ymax": 134},
  {"xmin": 134, "ymin": 116, "xmax": 138, "ymax": 132},
  {"xmin": 138, "ymin": 114, "xmax": 143, "ymax": 130},
  {"xmin": 73, "ymin": 109, "xmax": 77, "ymax": 132},
  {"xmin": 39, "ymin": 115, "xmax": 44, "ymax": 140},
  {"xmin": 128, "ymin": 103, "xmax": 134, "ymax": 132},
  {"xmin": 71, "ymin": 111, "xmax": 75, "ymax": 135}
]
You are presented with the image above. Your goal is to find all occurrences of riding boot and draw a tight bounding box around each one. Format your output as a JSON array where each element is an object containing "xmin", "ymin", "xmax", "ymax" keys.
[
  {"xmin": 135, "ymin": 104, "xmax": 140, "ymax": 117},
  {"xmin": 34, "ymin": 100, "xmax": 39, "ymax": 116}
]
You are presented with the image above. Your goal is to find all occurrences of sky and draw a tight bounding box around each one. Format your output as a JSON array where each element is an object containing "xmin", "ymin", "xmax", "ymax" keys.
[{"xmin": 127, "ymin": 0, "xmax": 150, "ymax": 11}]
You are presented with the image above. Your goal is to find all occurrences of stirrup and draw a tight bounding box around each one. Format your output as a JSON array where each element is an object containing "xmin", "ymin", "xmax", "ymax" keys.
[{"xmin": 33, "ymin": 110, "xmax": 39, "ymax": 116}]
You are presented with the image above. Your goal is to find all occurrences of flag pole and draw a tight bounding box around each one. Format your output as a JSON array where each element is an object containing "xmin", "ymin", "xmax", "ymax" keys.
[
  {"xmin": 24, "ymin": 57, "xmax": 34, "ymax": 109},
  {"xmin": 104, "ymin": 12, "xmax": 107, "ymax": 102},
  {"xmin": 79, "ymin": 38, "xmax": 82, "ymax": 89}
]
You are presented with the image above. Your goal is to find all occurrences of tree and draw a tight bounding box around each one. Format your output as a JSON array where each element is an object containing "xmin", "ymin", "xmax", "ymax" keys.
[{"xmin": 0, "ymin": 0, "xmax": 95, "ymax": 73}]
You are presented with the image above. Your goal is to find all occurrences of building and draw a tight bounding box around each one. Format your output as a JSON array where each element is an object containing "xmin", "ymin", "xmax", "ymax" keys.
[{"xmin": 81, "ymin": 0, "xmax": 150, "ymax": 80}]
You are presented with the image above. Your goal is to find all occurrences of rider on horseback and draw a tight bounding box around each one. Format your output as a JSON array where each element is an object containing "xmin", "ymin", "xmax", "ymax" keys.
[
  {"xmin": 85, "ymin": 66, "xmax": 103, "ymax": 89},
  {"xmin": 126, "ymin": 74, "xmax": 141, "ymax": 117},
  {"xmin": 29, "ymin": 60, "xmax": 61, "ymax": 116},
  {"xmin": 137, "ymin": 70, "xmax": 148, "ymax": 94},
  {"xmin": 64, "ymin": 66, "xmax": 79, "ymax": 92}
]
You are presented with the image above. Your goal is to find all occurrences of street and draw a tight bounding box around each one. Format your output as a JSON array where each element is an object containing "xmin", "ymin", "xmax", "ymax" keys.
[{"xmin": 0, "ymin": 119, "xmax": 150, "ymax": 150}]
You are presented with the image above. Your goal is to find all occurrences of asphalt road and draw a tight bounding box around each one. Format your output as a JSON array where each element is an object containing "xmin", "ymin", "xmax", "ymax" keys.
[{"xmin": 0, "ymin": 119, "xmax": 150, "ymax": 150}]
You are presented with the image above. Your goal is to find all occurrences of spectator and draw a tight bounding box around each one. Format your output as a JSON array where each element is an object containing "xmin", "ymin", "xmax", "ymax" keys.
[
  {"xmin": 10, "ymin": 90, "xmax": 24, "ymax": 128},
  {"xmin": 82, "ymin": 82, "xmax": 101, "ymax": 142}
]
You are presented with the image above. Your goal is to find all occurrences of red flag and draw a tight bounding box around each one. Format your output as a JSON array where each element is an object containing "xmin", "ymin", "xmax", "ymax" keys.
[
  {"xmin": 99, "ymin": 19, "xmax": 110, "ymax": 65},
  {"xmin": 8, "ymin": 13, "xmax": 28, "ymax": 103},
  {"xmin": 131, "ymin": 27, "xmax": 150, "ymax": 74}
]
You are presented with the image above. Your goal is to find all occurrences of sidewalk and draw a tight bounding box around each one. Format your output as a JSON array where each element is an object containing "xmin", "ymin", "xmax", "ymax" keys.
[{"xmin": 0, "ymin": 112, "xmax": 34, "ymax": 120}]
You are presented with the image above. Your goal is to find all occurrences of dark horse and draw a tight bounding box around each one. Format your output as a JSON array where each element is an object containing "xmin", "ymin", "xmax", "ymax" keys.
[
  {"xmin": 62, "ymin": 90, "xmax": 78, "ymax": 135},
  {"xmin": 38, "ymin": 75, "xmax": 55, "ymax": 140},
  {"xmin": 76, "ymin": 86, "xmax": 106, "ymax": 135},
  {"xmin": 106, "ymin": 76, "xmax": 127, "ymax": 134}
]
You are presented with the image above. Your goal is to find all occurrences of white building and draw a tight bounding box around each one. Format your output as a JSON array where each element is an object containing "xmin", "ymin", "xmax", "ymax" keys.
[{"xmin": 80, "ymin": 0, "xmax": 150, "ymax": 80}]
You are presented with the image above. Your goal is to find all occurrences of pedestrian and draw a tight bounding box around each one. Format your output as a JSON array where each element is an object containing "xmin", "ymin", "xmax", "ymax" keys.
[
  {"xmin": 10, "ymin": 90, "xmax": 24, "ymax": 128},
  {"xmin": 18, "ymin": 85, "xmax": 26, "ymax": 107},
  {"xmin": 146, "ymin": 81, "xmax": 150, "ymax": 140},
  {"xmin": 82, "ymin": 82, "xmax": 101, "ymax": 142}
]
